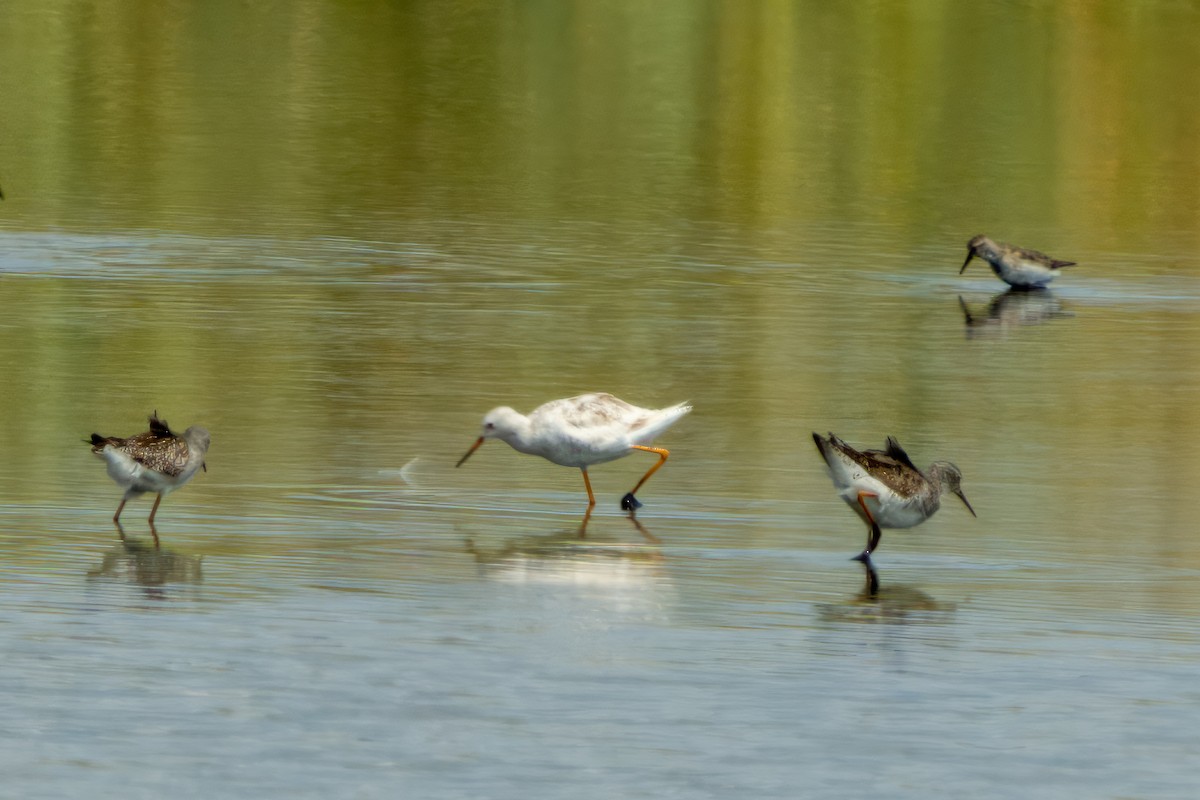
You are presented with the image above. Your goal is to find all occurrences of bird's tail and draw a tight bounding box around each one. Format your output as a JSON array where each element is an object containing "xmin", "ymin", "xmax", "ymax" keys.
[{"xmin": 88, "ymin": 433, "xmax": 118, "ymax": 452}]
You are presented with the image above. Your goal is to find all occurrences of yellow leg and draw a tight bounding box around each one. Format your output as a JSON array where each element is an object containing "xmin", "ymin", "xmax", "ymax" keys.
[
  {"xmin": 580, "ymin": 469, "xmax": 596, "ymax": 507},
  {"xmin": 628, "ymin": 445, "xmax": 670, "ymax": 496}
]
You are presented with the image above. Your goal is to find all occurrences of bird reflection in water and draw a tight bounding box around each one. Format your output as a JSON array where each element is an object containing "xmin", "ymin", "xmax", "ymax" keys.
[
  {"xmin": 87, "ymin": 527, "xmax": 203, "ymax": 597},
  {"xmin": 958, "ymin": 289, "xmax": 1072, "ymax": 338},
  {"xmin": 817, "ymin": 559, "xmax": 955, "ymax": 625},
  {"xmin": 465, "ymin": 511, "xmax": 666, "ymax": 588}
]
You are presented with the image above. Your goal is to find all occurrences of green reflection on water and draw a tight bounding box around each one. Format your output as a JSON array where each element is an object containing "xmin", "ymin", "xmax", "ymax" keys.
[{"xmin": 0, "ymin": 2, "xmax": 1198, "ymax": 598}]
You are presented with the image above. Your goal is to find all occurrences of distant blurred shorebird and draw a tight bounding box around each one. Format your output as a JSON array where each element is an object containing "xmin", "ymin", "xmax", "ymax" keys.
[
  {"xmin": 457, "ymin": 393, "xmax": 691, "ymax": 512},
  {"xmin": 812, "ymin": 432, "xmax": 975, "ymax": 562},
  {"xmin": 88, "ymin": 412, "xmax": 210, "ymax": 541},
  {"xmin": 960, "ymin": 235, "xmax": 1075, "ymax": 289}
]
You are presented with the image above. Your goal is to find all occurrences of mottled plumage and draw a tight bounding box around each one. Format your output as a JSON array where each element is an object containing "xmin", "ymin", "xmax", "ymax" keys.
[
  {"xmin": 457, "ymin": 393, "xmax": 691, "ymax": 511},
  {"xmin": 813, "ymin": 432, "xmax": 975, "ymax": 561},
  {"xmin": 960, "ymin": 234, "xmax": 1075, "ymax": 289},
  {"xmin": 89, "ymin": 412, "xmax": 210, "ymax": 537}
]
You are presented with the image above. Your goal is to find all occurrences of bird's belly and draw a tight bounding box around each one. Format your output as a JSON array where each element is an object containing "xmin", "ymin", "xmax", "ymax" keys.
[
  {"xmin": 872, "ymin": 502, "xmax": 930, "ymax": 529},
  {"xmin": 547, "ymin": 444, "xmax": 629, "ymax": 469},
  {"xmin": 103, "ymin": 451, "xmax": 188, "ymax": 493},
  {"xmin": 997, "ymin": 261, "xmax": 1053, "ymax": 288},
  {"xmin": 840, "ymin": 490, "xmax": 929, "ymax": 529}
]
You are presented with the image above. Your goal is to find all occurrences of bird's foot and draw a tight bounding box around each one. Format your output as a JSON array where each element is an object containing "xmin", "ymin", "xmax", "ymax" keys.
[
  {"xmin": 852, "ymin": 550, "xmax": 873, "ymax": 564},
  {"xmin": 620, "ymin": 493, "xmax": 643, "ymax": 512}
]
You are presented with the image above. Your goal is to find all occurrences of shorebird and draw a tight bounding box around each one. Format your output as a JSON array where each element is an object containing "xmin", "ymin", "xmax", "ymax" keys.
[
  {"xmin": 960, "ymin": 235, "xmax": 1076, "ymax": 289},
  {"xmin": 89, "ymin": 412, "xmax": 210, "ymax": 539},
  {"xmin": 812, "ymin": 432, "xmax": 974, "ymax": 561},
  {"xmin": 456, "ymin": 393, "xmax": 691, "ymax": 511}
]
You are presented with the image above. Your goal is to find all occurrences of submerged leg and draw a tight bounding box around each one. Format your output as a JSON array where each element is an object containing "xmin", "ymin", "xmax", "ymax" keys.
[
  {"xmin": 858, "ymin": 556, "xmax": 880, "ymax": 598},
  {"xmin": 621, "ymin": 445, "xmax": 670, "ymax": 511},
  {"xmin": 148, "ymin": 494, "xmax": 164, "ymax": 548},
  {"xmin": 113, "ymin": 497, "xmax": 128, "ymax": 525},
  {"xmin": 576, "ymin": 505, "xmax": 594, "ymax": 538},
  {"xmin": 626, "ymin": 514, "xmax": 661, "ymax": 544},
  {"xmin": 580, "ymin": 469, "xmax": 596, "ymax": 508}
]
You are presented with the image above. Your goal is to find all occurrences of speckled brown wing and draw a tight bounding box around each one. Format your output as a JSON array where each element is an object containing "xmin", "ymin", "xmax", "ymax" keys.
[
  {"xmin": 89, "ymin": 414, "xmax": 191, "ymax": 477},
  {"xmin": 556, "ymin": 393, "xmax": 639, "ymax": 430},
  {"xmin": 1013, "ymin": 244, "xmax": 1076, "ymax": 269},
  {"xmin": 116, "ymin": 434, "xmax": 192, "ymax": 477},
  {"xmin": 833, "ymin": 436, "xmax": 927, "ymax": 498}
]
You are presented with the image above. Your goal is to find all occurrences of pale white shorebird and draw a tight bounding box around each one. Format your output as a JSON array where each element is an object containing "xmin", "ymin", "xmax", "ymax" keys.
[
  {"xmin": 457, "ymin": 393, "xmax": 691, "ymax": 511},
  {"xmin": 812, "ymin": 432, "xmax": 975, "ymax": 562},
  {"xmin": 960, "ymin": 234, "xmax": 1076, "ymax": 289},
  {"xmin": 88, "ymin": 412, "xmax": 210, "ymax": 543}
]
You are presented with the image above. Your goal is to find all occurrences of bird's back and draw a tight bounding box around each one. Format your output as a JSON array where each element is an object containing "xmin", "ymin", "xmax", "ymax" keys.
[
  {"xmin": 1003, "ymin": 241, "xmax": 1076, "ymax": 270},
  {"xmin": 814, "ymin": 433, "xmax": 928, "ymax": 497},
  {"xmin": 527, "ymin": 393, "xmax": 690, "ymax": 464},
  {"xmin": 90, "ymin": 415, "xmax": 193, "ymax": 479}
]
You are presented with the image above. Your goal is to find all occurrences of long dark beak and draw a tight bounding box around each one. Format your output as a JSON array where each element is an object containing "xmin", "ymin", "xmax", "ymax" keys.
[
  {"xmin": 456, "ymin": 437, "xmax": 485, "ymax": 468},
  {"xmin": 956, "ymin": 489, "xmax": 976, "ymax": 517},
  {"xmin": 202, "ymin": 462, "xmax": 207, "ymax": 473},
  {"xmin": 959, "ymin": 250, "xmax": 975, "ymax": 275}
]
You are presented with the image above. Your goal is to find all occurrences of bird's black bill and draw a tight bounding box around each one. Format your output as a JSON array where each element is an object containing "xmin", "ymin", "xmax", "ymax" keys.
[
  {"xmin": 956, "ymin": 489, "xmax": 976, "ymax": 517},
  {"xmin": 959, "ymin": 251, "xmax": 975, "ymax": 274},
  {"xmin": 456, "ymin": 437, "xmax": 484, "ymax": 468}
]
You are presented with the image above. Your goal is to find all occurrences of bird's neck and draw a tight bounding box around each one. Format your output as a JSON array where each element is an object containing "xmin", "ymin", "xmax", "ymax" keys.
[{"xmin": 497, "ymin": 417, "xmax": 537, "ymax": 454}]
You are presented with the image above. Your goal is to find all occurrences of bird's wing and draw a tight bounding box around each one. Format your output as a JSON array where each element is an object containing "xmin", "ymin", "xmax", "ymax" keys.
[
  {"xmin": 1018, "ymin": 245, "xmax": 1074, "ymax": 268},
  {"xmin": 116, "ymin": 434, "xmax": 191, "ymax": 477},
  {"xmin": 148, "ymin": 413, "xmax": 174, "ymax": 437},
  {"xmin": 553, "ymin": 393, "xmax": 639, "ymax": 431},
  {"xmin": 834, "ymin": 437, "xmax": 926, "ymax": 496},
  {"xmin": 883, "ymin": 437, "xmax": 919, "ymax": 471}
]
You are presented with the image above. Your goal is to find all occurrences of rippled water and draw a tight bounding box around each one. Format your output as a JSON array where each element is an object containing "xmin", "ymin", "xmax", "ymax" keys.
[{"xmin": 3, "ymin": 3, "xmax": 1200, "ymax": 798}]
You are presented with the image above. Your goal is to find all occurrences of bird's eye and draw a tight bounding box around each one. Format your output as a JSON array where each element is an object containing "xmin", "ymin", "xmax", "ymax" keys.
[{"xmin": 485, "ymin": 422, "xmax": 495, "ymax": 430}]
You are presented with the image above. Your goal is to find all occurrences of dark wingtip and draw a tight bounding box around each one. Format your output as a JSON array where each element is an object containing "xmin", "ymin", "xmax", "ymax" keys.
[{"xmin": 148, "ymin": 412, "xmax": 172, "ymax": 436}]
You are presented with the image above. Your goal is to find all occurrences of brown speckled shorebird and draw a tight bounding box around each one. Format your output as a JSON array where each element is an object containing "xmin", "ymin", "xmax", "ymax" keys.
[
  {"xmin": 89, "ymin": 412, "xmax": 210, "ymax": 542},
  {"xmin": 456, "ymin": 393, "xmax": 691, "ymax": 512},
  {"xmin": 813, "ymin": 432, "xmax": 975, "ymax": 562},
  {"xmin": 960, "ymin": 235, "xmax": 1076, "ymax": 289}
]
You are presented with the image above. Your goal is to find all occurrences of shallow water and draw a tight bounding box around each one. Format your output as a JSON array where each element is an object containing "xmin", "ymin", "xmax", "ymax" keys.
[{"xmin": 2, "ymin": 3, "xmax": 1200, "ymax": 798}]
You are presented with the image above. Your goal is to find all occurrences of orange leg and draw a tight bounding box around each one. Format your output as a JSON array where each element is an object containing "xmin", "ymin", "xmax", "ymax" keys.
[
  {"xmin": 621, "ymin": 445, "xmax": 671, "ymax": 512},
  {"xmin": 628, "ymin": 445, "xmax": 669, "ymax": 496},
  {"xmin": 113, "ymin": 497, "xmax": 127, "ymax": 524},
  {"xmin": 855, "ymin": 491, "xmax": 882, "ymax": 559},
  {"xmin": 580, "ymin": 469, "xmax": 596, "ymax": 507}
]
